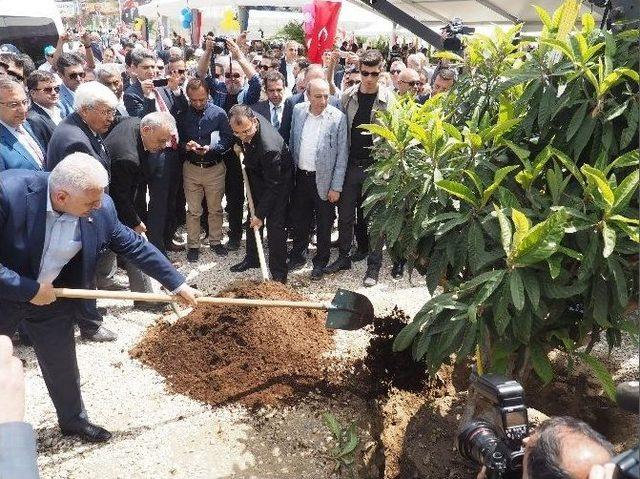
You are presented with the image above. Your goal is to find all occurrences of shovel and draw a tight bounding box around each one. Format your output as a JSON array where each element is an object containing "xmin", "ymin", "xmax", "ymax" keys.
[{"xmin": 53, "ymin": 287, "xmax": 374, "ymax": 331}]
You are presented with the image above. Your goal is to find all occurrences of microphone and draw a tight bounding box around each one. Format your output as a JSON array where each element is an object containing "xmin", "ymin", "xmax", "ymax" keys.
[{"xmin": 616, "ymin": 381, "xmax": 639, "ymax": 413}]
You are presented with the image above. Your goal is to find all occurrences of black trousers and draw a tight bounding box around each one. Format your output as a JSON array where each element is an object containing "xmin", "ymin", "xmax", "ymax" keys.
[
  {"xmin": 245, "ymin": 177, "xmax": 290, "ymax": 282},
  {"xmin": 145, "ymin": 150, "xmax": 174, "ymax": 255},
  {"xmin": 224, "ymin": 151, "xmax": 244, "ymax": 242},
  {"xmin": 337, "ymin": 164, "xmax": 383, "ymax": 271},
  {"xmin": 1, "ymin": 300, "xmax": 87, "ymax": 430},
  {"xmin": 290, "ymin": 171, "xmax": 335, "ymax": 268},
  {"xmin": 164, "ymin": 150, "xmax": 184, "ymax": 244}
]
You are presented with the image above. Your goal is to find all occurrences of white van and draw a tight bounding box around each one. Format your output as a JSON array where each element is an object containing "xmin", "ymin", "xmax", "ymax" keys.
[{"xmin": 0, "ymin": 0, "xmax": 63, "ymax": 64}]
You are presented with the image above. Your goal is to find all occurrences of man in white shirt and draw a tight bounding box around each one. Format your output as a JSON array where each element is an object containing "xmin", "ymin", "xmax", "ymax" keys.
[
  {"xmin": 278, "ymin": 40, "xmax": 299, "ymax": 88},
  {"xmin": 287, "ymin": 78, "xmax": 348, "ymax": 280},
  {"xmin": 0, "ymin": 79, "xmax": 45, "ymax": 171},
  {"xmin": 26, "ymin": 71, "xmax": 63, "ymax": 149},
  {"xmin": 251, "ymin": 71, "xmax": 285, "ymax": 129}
]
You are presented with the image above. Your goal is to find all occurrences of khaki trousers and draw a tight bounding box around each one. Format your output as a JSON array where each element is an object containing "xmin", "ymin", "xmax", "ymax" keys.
[{"xmin": 183, "ymin": 161, "xmax": 226, "ymax": 248}]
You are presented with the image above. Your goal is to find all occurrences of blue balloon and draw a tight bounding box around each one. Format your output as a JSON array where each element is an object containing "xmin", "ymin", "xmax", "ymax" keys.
[
  {"xmin": 181, "ymin": 7, "xmax": 190, "ymax": 16},
  {"xmin": 184, "ymin": 11, "xmax": 192, "ymax": 21},
  {"xmin": 182, "ymin": 19, "xmax": 191, "ymax": 29}
]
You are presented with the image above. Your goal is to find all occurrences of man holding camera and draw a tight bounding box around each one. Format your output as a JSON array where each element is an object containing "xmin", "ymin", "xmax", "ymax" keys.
[{"xmin": 197, "ymin": 35, "xmax": 261, "ymax": 251}]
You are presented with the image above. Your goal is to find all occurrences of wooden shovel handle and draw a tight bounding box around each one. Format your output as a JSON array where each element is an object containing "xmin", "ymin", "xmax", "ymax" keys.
[{"xmin": 53, "ymin": 288, "xmax": 328, "ymax": 310}]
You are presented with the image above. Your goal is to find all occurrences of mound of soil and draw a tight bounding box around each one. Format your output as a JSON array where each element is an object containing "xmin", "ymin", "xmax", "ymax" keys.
[{"xmin": 131, "ymin": 281, "xmax": 335, "ymax": 408}]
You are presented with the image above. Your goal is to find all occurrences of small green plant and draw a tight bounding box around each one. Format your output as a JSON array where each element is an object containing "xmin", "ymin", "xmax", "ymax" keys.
[
  {"xmin": 322, "ymin": 412, "xmax": 360, "ymax": 478},
  {"xmin": 270, "ymin": 20, "xmax": 306, "ymax": 48}
]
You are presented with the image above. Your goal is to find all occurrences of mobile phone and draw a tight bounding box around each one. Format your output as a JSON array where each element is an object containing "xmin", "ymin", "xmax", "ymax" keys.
[{"xmin": 152, "ymin": 78, "xmax": 169, "ymax": 87}]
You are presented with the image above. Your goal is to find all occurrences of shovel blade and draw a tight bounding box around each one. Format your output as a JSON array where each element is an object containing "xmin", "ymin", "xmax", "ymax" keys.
[{"xmin": 325, "ymin": 289, "xmax": 374, "ymax": 330}]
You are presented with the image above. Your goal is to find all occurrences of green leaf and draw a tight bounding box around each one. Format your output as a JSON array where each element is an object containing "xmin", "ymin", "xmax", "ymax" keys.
[
  {"xmin": 494, "ymin": 205, "xmax": 512, "ymax": 256},
  {"xmin": 540, "ymin": 38, "xmax": 575, "ymax": 60},
  {"xmin": 521, "ymin": 270, "xmax": 540, "ymax": 309},
  {"xmin": 501, "ymin": 139, "xmax": 531, "ymax": 163},
  {"xmin": 360, "ymin": 123, "xmax": 397, "ymax": 144},
  {"xmin": 393, "ymin": 320, "xmax": 422, "ymax": 352},
  {"xmin": 591, "ymin": 277, "xmax": 610, "ymax": 327},
  {"xmin": 581, "ymin": 11, "xmax": 595, "ymax": 32},
  {"xmin": 511, "ymin": 208, "xmax": 531, "ymax": 249},
  {"xmin": 607, "ymin": 257, "xmax": 628, "ymax": 308},
  {"xmin": 511, "ymin": 211, "xmax": 567, "ymax": 266},
  {"xmin": 322, "ymin": 412, "xmax": 342, "ymax": 439},
  {"xmin": 604, "ymin": 150, "xmax": 639, "ymax": 175},
  {"xmin": 509, "ymin": 269, "xmax": 526, "ymax": 311},
  {"xmin": 538, "ymin": 86, "xmax": 556, "ymax": 129},
  {"xmin": 338, "ymin": 424, "xmax": 360, "ymax": 457},
  {"xmin": 576, "ymin": 353, "xmax": 616, "ymax": 401},
  {"xmin": 547, "ymin": 255, "xmax": 562, "ymax": 279},
  {"xmin": 436, "ymin": 180, "xmax": 480, "ymax": 208},
  {"xmin": 613, "ymin": 170, "xmax": 639, "ymax": 213},
  {"xmin": 467, "ymin": 220, "xmax": 486, "ymax": 274},
  {"xmin": 531, "ymin": 344, "xmax": 553, "ymax": 384},
  {"xmin": 566, "ymin": 102, "xmax": 588, "ymax": 142},
  {"xmin": 581, "ymin": 165, "xmax": 615, "ymax": 207},
  {"xmin": 602, "ymin": 223, "xmax": 616, "ymax": 258},
  {"xmin": 481, "ymin": 165, "xmax": 520, "ymax": 207},
  {"xmin": 513, "ymin": 308, "xmax": 532, "ymax": 344},
  {"xmin": 459, "ymin": 269, "xmax": 507, "ymax": 293},
  {"xmin": 464, "ymin": 170, "xmax": 484, "ymax": 195},
  {"xmin": 550, "ymin": 147, "xmax": 586, "ymax": 187},
  {"xmin": 534, "ymin": 4, "xmax": 553, "ymax": 29},
  {"xmin": 493, "ymin": 283, "xmax": 511, "ymax": 335}
]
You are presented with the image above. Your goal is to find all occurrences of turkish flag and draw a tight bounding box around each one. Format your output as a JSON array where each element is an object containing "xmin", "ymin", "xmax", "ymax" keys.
[{"xmin": 305, "ymin": 0, "xmax": 342, "ymax": 64}]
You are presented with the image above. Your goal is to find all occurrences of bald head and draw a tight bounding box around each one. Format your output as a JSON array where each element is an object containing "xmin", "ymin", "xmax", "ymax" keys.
[
  {"xmin": 307, "ymin": 78, "xmax": 330, "ymax": 115},
  {"xmin": 397, "ymin": 68, "xmax": 421, "ymax": 96}
]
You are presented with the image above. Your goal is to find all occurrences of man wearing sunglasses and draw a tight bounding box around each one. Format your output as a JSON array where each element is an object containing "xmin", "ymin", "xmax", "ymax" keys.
[
  {"xmin": 0, "ymin": 79, "xmax": 45, "ymax": 172},
  {"xmin": 197, "ymin": 36, "xmax": 261, "ymax": 251},
  {"xmin": 397, "ymin": 68, "xmax": 426, "ymax": 102},
  {"xmin": 56, "ymin": 53, "xmax": 86, "ymax": 118},
  {"xmin": 26, "ymin": 71, "xmax": 63, "ymax": 149},
  {"xmin": 388, "ymin": 59, "xmax": 406, "ymax": 91},
  {"xmin": 324, "ymin": 49, "xmax": 396, "ymax": 287}
]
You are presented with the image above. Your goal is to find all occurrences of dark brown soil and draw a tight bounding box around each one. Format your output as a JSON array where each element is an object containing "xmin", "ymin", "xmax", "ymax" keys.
[{"xmin": 131, "ymin": 280, "xmax": 335, "ymax": 408}]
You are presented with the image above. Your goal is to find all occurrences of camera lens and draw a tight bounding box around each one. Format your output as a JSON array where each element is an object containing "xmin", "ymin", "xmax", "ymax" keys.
[{"xmin": 457, "ymin": 420, "xmax": 501, "ymax": 466}]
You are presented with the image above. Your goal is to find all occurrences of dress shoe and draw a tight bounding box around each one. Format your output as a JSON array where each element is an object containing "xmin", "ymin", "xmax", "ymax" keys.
[
  {"xmin": 310, "ymin": 267, "xmax": 324, "ymax": 281},
  {"xmin": 363, "ymin": 268, "xmax": 380, "ymax": 287},
  {"xmin": 287, "ymin": 256, "xmax": 306, "ymax": 271},
  {"xmin": 323, "ymin": 256, "xmax": 351, "ymax": 274},
  {"xmin": 166, "ymin": 241, "xmax": 184, "ymax": 253},
  {"xmin": 271, "ymin": 275, "xmax": 287, "ymax": 284},
  {"xmin": 187, "ymin": 248, "xmax": 199, "ymax": 263},
  {"xmin": 391, "ymin": 260, "xmax": 405, "ymax": 279},
  {"xmin": 230, "ymin": 258, "xmax": 259, "ymax": 272},
  {"xmin": 211, "ymin": 244, "xmax": 228, "ymax": 256},
  {"xmin": 61, "ymin": 422, "xmax": 112, "ymax": 443},
  {"xmin": 80, "ymin": 326, "xmax": 117, "ymax": 342},
  {"xmin": 350, "ymin": 249, "xmax": 369, "ymax": 262},
  {"xmin": 226, "ymin": 237, "xmax": 241, "ymax": 251}
]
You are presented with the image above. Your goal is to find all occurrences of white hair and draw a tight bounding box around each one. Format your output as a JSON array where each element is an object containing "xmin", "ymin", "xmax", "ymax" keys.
[
  {"xmin": 141, "ymin": 111, "xmax": 176, "ymax": 132},
  {"xmin": 162, "ymin": 38, "xmax": 174, "ymax": 48},
  {"xmin": 94, "ymin": 63, "xmax": 123, "ymax": 80},
  {"xmin": 73, "ymin": 81, "xmax": 118, "ymax": 111},
  {"xmin": 49, "ymin": 152, "xmax": 109, "ymax": 193}
]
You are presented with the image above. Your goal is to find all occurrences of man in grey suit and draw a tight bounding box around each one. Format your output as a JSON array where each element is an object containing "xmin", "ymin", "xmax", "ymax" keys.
[{"xmin": 287, "ymin": 79, "xmax": 348, "ymax": 280}]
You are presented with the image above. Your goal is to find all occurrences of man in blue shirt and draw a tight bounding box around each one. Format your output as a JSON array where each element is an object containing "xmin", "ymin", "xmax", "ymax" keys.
[
  {"xmin": 177, "ymin": 78, "xmax": 234, "ymax": 262},
  {"xmin": 196, "ymin": 35, "xmax": 261, "ymax": 251}
]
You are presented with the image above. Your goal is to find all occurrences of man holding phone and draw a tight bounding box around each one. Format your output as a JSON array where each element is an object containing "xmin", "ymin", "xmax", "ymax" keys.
[{"xmin": 178, "ymin": 78, "xmax": 234, "ymax": 262}]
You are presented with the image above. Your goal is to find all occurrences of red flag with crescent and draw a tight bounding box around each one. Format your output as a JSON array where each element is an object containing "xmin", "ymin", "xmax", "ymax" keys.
[{"xmin": 304, "ymin": 0, "xmax": 342, "ymax": 63}]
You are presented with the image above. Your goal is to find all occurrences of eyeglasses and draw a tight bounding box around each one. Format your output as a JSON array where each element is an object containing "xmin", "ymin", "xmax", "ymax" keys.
[
  {"xmin": 401, "ymin": 80, "xmax": 424, "ymax": 87},
  {"xmin": 345, "ymin": 80, "xmax": 361, "ymax": 87},
  {"xmin": 32, "ymin": 86, "xmax": 61, "ymax": 94},
  {"xmin": 360, "ymin": 71, "xmax": 380, "ymax": 77},
  {"xmin": 171, "ymin": 69, "xmax": 186, "ymax": 74},
  {"xmin": 225, "ymin": 72, "xmax": 242, "ymax": 79},
  {"xmin": 0, "ymin": 99, "xmax": 30, "ymax": 109},
  {"xmin": 92, "ymin": 106, "xmax": 116, "ymax": 117},
  {"xmin": 68, "ymin": 71, "xmax": 86, "ymax": 80},
  {"xmin": 390, "ymin": 69, "xmax": 402, "ymax": 74}
]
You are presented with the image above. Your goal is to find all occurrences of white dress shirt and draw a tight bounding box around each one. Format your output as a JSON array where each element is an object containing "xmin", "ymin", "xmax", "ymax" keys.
[
  {"xmin": 285, "ymin": 62, "xmax": 295, "ymax": 87},
  {"xmin": 38, "ymin": 184, "xmax": 82, "ymax": 283},
  {"xmin": 298, "ymin": 107, "xmax": 329, "ymax": 172},
  {"xmin": 0, "ymin": 119, "xmax": 45, "ymax": 168},
  {"xmin": 35, "ymin": 103, "xmax": 63, "ymax": 125}
]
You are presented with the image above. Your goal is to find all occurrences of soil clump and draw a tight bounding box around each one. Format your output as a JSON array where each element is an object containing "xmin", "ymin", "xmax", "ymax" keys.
[{"xmin": 131, "ymin": 280, "xmax": 335, "ymax": 408}]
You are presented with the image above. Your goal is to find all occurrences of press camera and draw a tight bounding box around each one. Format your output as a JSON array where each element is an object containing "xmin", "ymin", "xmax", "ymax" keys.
[{"xmin": 441, "ymin": 17, "xmax": 475, "ymax": 53}]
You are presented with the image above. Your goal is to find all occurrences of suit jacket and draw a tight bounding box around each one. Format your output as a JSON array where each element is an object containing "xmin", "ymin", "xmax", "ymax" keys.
[
  {"xmin": 0, "ymin": 170, "xmax": 184, "ymax": 309},
  {"xmin": 123, "ymin": 80, "xmax": 158, "ymax": 119},
  {"xmin": 0, "ymin": 122, "xmax": 45, "ymax": 172},
  {"xmin": 58, "ymin": 83, "xmax": 74, "ymax": 118},
  {"xmin": 241, "ymin": 115, "xmax": 293, "ymax": 220},
  {"xmin": 0, "ymin": 422, "xmax": 39, "ymax": 479},
  {"xmin": 251, "ymin": 100, "xmax": 285, "ymax": 129},
  {"xmin": 26, "ymin": 103, "xmax": 57, "ymax": 149},
  {"xmin": 279, "ymin": 92, "xmax": 341, "ymax": 145},
  {"xmin": 289, "ymin": 102, "xmax": 348, "ymax": 200},
  {"xmin": 46, "ymin": 112, "xmax": 110, "ymax": 174},
  {"xmin": 278, "ymin": 58, "xmax": 289, "ymax": 86}
]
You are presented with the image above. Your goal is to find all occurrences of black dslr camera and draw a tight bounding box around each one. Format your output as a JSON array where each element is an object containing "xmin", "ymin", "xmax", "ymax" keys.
[
  {"xmin": 456, "ymin": 373, "xmax": 529, "ymax": 479},
  {"xmin": 441, "ymin": 17, "xmax": 475, "ymax": 53},
  {"xmin": 612, "ymin": 381, "xmax": 639, "ymax": 479},
  {"xmin": 203, "ymin": 32, "xmax": 228, "ymax": 56}
]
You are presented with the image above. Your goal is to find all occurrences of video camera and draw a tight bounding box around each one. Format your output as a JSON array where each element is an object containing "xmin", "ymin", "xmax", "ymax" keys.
[
  {"xmin": 441, "ymin": 17, "xmax": 475, "ymax": 53},
  {"xmin": 456, "ymin": 373, "xmax": 529, "ymax": 479},
  {"xmin": 203, "ymin": 32, "xmax": 228, "ymax": 56}
]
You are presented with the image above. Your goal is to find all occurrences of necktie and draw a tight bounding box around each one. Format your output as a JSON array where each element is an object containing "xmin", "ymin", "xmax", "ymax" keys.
[
  {"xmin": 271, "ymin": 105, "xmax": 280, "ymax": 129},
  {"xmin": 16, "ymin": 125, "xmax": 44, "ymax": 167},
  {"xmin": 153, "ymin": 88, "xmax": 178, "ymax": 149}
]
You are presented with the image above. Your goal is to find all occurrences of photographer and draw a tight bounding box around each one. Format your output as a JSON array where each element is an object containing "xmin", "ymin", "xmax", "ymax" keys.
[{"xmin": 476, "ymin": 416, "xmax": 614, "ymax": 479}]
